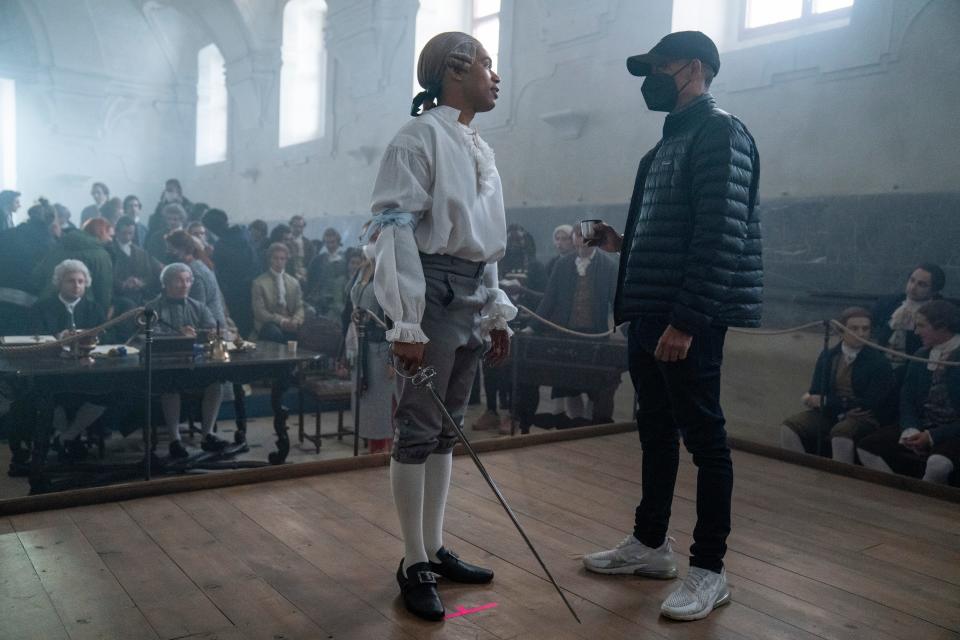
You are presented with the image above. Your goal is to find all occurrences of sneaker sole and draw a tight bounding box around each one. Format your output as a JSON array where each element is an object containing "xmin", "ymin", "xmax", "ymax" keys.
[
  {"xmin": 583, "ymin": 562, "xmax": 678, "ymax": 579},
  {"xmin": 660, "ymin": 589, "xmax": 731, "ymax": 621}
]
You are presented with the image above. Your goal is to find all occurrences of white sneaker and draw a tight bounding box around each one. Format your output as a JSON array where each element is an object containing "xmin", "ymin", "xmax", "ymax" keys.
[
  {"xmin": 660, "ymin": 567, "xmax": 730, "ymax": 621},
  {"xmin": 582, "ymin": 535, "xmax": 678, "ymax": 578}
]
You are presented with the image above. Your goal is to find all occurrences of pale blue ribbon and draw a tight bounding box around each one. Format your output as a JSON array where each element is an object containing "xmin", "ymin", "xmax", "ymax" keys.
[{"xmin": 360, "ymin": 209, "xmax": 417, "ymax": 242}]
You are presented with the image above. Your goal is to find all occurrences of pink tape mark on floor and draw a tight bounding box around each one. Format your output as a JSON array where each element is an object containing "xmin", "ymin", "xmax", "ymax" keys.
[{"xmin": 445, "ymin": 602, "xmax": 499, "ymax": 619}]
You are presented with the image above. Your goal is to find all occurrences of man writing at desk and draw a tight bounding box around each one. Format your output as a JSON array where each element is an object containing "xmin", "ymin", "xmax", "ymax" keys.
[
  {"xmin": 147, "ymin": 263, "xmax": 229, "ymax": 458},
  {"xmin": 29, "ymin": 259, "xmax": 109, "ymax": 462}
]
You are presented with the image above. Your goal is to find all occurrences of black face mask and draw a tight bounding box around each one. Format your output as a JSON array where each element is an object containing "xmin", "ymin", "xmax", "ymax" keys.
[{"xmin": 641, "ymin": 61, "xmax": 693, "ymax": 112}]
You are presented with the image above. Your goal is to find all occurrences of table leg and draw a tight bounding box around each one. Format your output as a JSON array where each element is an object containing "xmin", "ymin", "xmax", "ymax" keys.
[
  {"xmin": 298, "ymin": 386, "xmax": 305, "ymax": 444},
  {"xmin": 267, "ymin": 382, "xmax": 290, "ymax": 465},
  {"xmin": 232, "ymin": 383, "xmax": 247, "ymax": 445},
  {"xmin": 28, "ymin": 389, "xmax": 54, "ymax": 494}
]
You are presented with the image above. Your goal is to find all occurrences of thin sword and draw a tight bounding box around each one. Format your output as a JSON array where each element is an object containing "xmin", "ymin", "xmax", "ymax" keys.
[{"xmin": 411, "ymin": 366, "xmax": 582, "ymax": 624}]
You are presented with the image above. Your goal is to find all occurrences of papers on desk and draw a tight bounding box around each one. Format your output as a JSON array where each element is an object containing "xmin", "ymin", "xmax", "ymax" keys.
[
  {"xmin": 91, "ymin": 344, "xmax": 140, "ymax": 357},
  {"xmin": 226, "ymin": 340, "xmax": 256, "ymax": 352},
  {"xmin": 0, "ymin": 335, "xmax": 56, "ymax": 345}
]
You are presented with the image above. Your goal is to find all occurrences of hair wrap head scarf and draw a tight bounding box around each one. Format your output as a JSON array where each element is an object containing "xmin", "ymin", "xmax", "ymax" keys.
[{"xmin": 411, "ymin": 31, "xmax": 481, "ymax": 117}]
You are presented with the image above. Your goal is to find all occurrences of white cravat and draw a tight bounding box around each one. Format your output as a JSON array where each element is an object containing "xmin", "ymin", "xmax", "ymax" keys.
[
  {"xmin": 272, "ymin": 269, "xmax": 286, "ymax": 308},
  {"xmin": 59, "ymin": 295, "xmax": 80, "ymax": 328},
  {"xmin": 119, "ymin": 242, "xmax": 132, "ymax": 256},
  {"xmin": 291, "ymin": 235, "xmax": 304, "ymax": 256},
  {"xmin": 889, "ymin": 298, "xmax": 923, "ymax": 331},
  {"xmin": 841, "ymin": 343, "xmax": 862, "ymax": 364},
  {"xmin": 928, "ymin": 334, "xmax": 960, "ymax": 371},
  {"xmin": 575, "ymin": 249, "xmax": 596, "ymax": 277}
]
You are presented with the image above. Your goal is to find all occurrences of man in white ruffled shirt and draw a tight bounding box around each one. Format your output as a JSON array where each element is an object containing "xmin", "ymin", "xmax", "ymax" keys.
[
  {"xmin": 368, "ymin": 32, "xmax": 516, "ymax": 621},
  {"xmin": 871, "ymin": 263, "xmax": 945, "ymax": 378}
]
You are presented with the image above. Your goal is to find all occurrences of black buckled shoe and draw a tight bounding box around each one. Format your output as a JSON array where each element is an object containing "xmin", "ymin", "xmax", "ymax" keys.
[
  {"xmin": 168, "ymin": 440, "xmax": 189, "ymax": 459},
  {"xmin": 429, "ymin": 547, "xmax": 494, "ymax": 584},
  {"xmin": 201, "ymin": 433, "xmax": 230, "ymax": 453},
  {"xmin": 397, "ymin": 560, "xmax": 444, "ymax": 621}
]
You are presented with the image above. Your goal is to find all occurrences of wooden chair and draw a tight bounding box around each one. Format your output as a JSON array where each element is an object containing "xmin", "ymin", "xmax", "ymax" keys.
[{"xmin": 296, "ymin": 316, "xmax": 353, "ymax": 452}]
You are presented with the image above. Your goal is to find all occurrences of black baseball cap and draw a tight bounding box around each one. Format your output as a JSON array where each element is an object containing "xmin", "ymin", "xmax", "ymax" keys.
[{"xmin": 626, "ymin": 31, "xmax": 720, "ymax": 77}]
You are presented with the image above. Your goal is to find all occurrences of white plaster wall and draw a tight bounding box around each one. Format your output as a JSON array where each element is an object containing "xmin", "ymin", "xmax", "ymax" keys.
[
  {"xmin": 0, "ymin": 0, "xmax": 198, "ymax": 222},
  {"xmin": 4, "ymin": 0, "xmax": 958, "ymax": 224},
  {"xmin": 185, "ymin": 0, "xmax": 960, "ymax": 223}
]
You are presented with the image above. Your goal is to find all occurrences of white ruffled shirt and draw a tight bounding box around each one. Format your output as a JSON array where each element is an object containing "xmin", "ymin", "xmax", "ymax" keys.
[
  {"xmin": 370, "ymin": 106, "xmax": 517, "ymax": 343},
  {"xmin": 574, "ymin": 249, "xmax": 596, "ymax": 277},
  {"xmin": 271, "ymin": 269, "xmax": 286, "ymax": 307},
  {"xmin": 841, "ymin": 343, "xmax": 862, "ymax": 364}
]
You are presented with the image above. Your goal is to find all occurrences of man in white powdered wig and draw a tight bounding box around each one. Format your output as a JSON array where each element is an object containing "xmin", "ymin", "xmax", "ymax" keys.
[{"xmin": 367, "ymin": 31, "xmax": 516, "ymax": 621}]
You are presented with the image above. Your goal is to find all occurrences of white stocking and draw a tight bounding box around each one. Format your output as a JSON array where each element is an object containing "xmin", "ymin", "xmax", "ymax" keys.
[
  {"xmin": 391, "ymin": 458, "xmax": 427, "ymax": 573},
  {"xmin": 565, "ymin": 394, "xmax": 586, "ymax": 419},
  {"xmin": 857, "ymin": 448, "xmax": 894, "ymax": 473},
  {"xmin": 161, "ymin": 393, "xmax": 181, "ymax": 442},
  {"xmin": 52, "ymin": 407, "xmax": 67, "ymax": 435},
  {"xmin": 550, "ymin": 397, "xmax": 564, "ymax": 414},
  {"xmin": 779, "ymin": 425, "xmax": 805, "ymax": 453},
  {"xmin": 922, "ymin": 454, "xmax": 954, "ymax": 484},
  {"xmin": 423, "ymin": 452, "xmax": 453, "ymax": 562},
  {"xmin": 200, "ymin": 384, "xmax": 223, "ymax": 435},
  {"xmin": 831, "ymin": 437, "xmax": 855, "ymax": 465}
]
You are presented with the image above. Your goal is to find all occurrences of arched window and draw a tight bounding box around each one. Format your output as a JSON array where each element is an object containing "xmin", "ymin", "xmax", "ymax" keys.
[
  {"xmin": 280, "ymin": 0, "xmax": 327, "ymax": 147},
  {"xmin": 745, "ymin": 0, "xmax": 853, "ymax": 30},
  {"xmin": 195, "ymin": 43, "xmax": 228, "ymax": 166},
  {"xmin": 0, "ymin": 78, "xmax": 15, "ymax": 188},
  {"xmin": 413, "ymin": 0, "xmax": 501, "ymax": 96}
]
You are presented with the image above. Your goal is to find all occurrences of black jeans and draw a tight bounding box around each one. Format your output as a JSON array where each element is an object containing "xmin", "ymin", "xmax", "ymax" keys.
[{"xmin": 628, "ymin": 318, "xmax": 732, "ymax": 573}]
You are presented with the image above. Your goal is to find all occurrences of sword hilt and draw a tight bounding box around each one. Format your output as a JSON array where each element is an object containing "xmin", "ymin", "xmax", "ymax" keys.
[{"xmin": 411, "ymin": 366, "xmax": 438, "ymax": 388}]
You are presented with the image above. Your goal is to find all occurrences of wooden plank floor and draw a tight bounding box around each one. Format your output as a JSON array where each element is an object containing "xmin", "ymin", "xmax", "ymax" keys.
[{"xmin": 2, "ymin": 432, "xmax": 959, "ymax": 640}]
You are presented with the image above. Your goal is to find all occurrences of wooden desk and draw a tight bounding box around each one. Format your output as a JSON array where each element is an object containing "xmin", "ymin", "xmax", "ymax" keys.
[
  {"xmin": 0, "ymin": 342, "xmax": 318, "ymax": 493},
  {"xmin": 509, "ymin": 332, "xmax": 629, "ymax": 433}
]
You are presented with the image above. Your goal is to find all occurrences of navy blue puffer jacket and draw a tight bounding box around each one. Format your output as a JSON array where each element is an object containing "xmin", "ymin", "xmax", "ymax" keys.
[{"xmin": 613, "ymin": 94, "xmax": 762, "ymax": 333}]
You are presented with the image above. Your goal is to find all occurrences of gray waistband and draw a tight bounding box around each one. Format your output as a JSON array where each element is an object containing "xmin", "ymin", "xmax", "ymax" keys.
[{"xmin": 419, "ymin": 252, "xmax": 486, "ymax": 280}]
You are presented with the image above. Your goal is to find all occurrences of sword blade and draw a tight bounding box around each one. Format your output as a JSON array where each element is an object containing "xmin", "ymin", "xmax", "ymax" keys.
[{"xmin": 423, "ymin": 380, "xmax": 582, "ymax": 624}]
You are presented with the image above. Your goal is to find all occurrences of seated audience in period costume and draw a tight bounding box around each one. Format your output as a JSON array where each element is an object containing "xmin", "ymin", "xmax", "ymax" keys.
[
  {"xmin": 251, "ymin": 242, "xmax": 305, "ymax": 342},
  {"xmin": 857, "ymin": 300, "xmax": 960, "ymax": 484},
  {"xmin": 872, "ymin": 263, "xmax": 945, "ymax": 383},
  {"xmin": 780, "ymin": 307, "xmax": 896, "ymax": 463},
  {"xmin": 110, "ymin": 215, "xmax": 161, "ymax": 306}
]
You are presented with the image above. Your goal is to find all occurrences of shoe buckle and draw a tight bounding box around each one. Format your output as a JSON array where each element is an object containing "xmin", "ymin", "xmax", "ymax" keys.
[{"xmin": 416, "ymin": 571, "xmax": 436, "ymax": 585}]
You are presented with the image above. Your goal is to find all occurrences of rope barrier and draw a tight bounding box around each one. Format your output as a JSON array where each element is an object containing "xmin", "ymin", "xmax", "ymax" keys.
[
  {"xmin": 356, "ymin": 305, "xmax": 960, "ymax": 369},
  {"xmin": 727, "ymin": 320, "xmax": 826, "ymax": 336},
  {"xmin": 829, "ymin": 319, "xmax": 960, "ymax": 368},
  {"xmin": 518, "ymin": 305, "xmax": 824, "ymax": 339},
  {"xmin": 0, "ymin": 306, "xmax": 146, "ymax": 354},
  {"xmin": 516, "ymin": 305, "xmax": 616, "ymax": 338}
]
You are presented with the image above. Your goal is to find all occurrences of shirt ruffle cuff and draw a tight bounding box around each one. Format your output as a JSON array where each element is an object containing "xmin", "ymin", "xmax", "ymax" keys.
[
  {"xmin": 385, "ymin": 321, "xmax": 430, "ymax": 344},
  {"xmin": 480, "ymin": 288, "xmax": 518, "ymax": 338}
]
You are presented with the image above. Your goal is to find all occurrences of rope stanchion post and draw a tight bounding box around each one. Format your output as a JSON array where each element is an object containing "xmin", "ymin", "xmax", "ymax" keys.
[
  {"xmin": 817, "ymin": 319, "xmax": 832, "ymax": 458},
  {"xmin": 142, "ymin": 309, "xmax": 155, "ymax": 481},
  {"xmin": 353, "ymin": 315, "xmax": 365, "ymax": 458}
]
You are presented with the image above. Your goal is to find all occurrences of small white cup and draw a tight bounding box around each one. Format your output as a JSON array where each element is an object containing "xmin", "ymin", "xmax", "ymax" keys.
[
  {"xmin": 580, "ymin": 219, "xmax": 602, "ymax": 241},
  {"xmin": 287, "ymin": 340, "xmax": 298, "ymax": 354}
]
